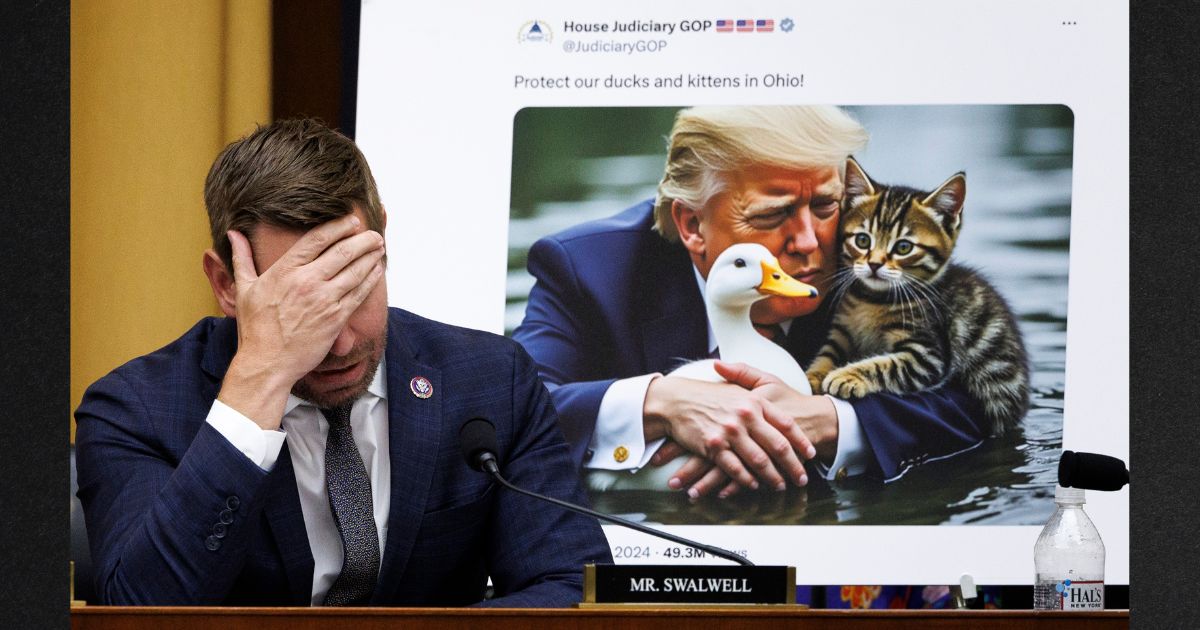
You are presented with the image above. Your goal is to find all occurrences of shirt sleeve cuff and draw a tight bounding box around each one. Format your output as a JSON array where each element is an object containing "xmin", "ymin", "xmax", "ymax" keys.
[
  {"xmin": 816, "ymin": 395, "xmax": 871, "ymax": 481},
  {"xmin": 586, "ymin": 373, "xmax": 663, "ymax": 470},
  {"xmin": 207, "ymin": 399, "xmax": 287, "ymax": 471}
]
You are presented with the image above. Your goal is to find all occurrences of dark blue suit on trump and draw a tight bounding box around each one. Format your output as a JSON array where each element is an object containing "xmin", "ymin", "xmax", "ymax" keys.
[
  {"xmin": 512, "ymin": 201, "xmax": 989, "ymax": 482},
  {"xmin": 75, "ymin": 307, "xmax": 612, "ymax": 606}
]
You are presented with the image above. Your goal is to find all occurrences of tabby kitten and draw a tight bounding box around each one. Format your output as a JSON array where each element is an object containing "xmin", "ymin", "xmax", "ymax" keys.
[{"xmin": 806, "ymin": 158, "xmax": 1030, "ymax": 435}]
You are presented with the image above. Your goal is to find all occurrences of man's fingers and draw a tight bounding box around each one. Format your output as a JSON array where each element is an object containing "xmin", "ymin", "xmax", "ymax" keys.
[
  {"xmin": 714, "ymin": 360, "xmax": 784, "ymax": 390},
  {"xmin": 650, "ymin": 441, "xmax": 686, "ymax": 466},
  {"xmin": 667, "ymin": 455, "xmax": 712, "ymax": 490},
  {"xmin": 686, "ymin": 466, "xmax": 729, "ymax": 501},
  {"xmin": 712, "ymin": 449, "xmax": 758, "ymax": 491},
  {"xmin": 338, "ymin": 260, "xmax": 385, "ymax": 314},
  {"xmin": 227, "ymin": 230, "xmax": 258, "ymax": 285},
  {"xmin": 722, "ymin": 406, "xmax": 787, "ymax": 489},
  {"xmin": 762, "ymin": 399, "xmax": 818, "ymax": 462},
  {"xmin": 280, "ymin": 213, "xmax": 365, "ymax": 268},
  {"xmin": 327, "ymin": 244, "xmax": 385, "ymax": 298},
  {"xmin": 729, "ymin": 430, "xmax": 785, "ymax": 490},
  {"xmin": 747, "ymin": 409, "xmax": 808, "ymax": 488},
  {"xmin": 717, "ymin": 479, "xmax": 742, "ymax": 500},
  {"xmin": 310, "ymin": 229, "xmax": 385, "ymax": 280}
]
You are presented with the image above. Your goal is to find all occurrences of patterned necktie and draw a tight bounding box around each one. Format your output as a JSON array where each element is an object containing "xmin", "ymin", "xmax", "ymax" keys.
[{"xmin": 320, "ymin": 403, "xmax": 379, "ymax": 606}]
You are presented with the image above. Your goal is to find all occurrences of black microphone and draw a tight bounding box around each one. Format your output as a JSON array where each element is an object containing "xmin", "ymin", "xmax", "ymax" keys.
[
  {"xmin": 1058, "ymin": 450, "xmax": 1129, "ymax": 491},
  {"xmin": 459, "ymin": 418, "xmax": 754, "ymax": 567}
]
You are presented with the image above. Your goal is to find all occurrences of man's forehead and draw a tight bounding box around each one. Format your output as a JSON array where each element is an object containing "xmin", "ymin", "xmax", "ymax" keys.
[
  {"xmin": 248, "ymin": 222, "xmax": 306, "ymax": 271},
  {"xmin": 734, "ymin": 164, "xmax": 842, "ymax": 192},
  {"xmin": 248, "ymin": 207, "xmax": 369, "ymax": 269}
]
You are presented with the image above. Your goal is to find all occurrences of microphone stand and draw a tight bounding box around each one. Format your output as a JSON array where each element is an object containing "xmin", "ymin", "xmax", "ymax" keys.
[{"xmin": 478, "ymin": 454, "xmax": 754, "ymax": 567}]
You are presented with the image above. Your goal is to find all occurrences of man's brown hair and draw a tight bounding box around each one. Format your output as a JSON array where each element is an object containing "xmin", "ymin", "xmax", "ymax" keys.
[{"xmin": 204, "ymin": 119, "xmax": 385, "ymax": 271}]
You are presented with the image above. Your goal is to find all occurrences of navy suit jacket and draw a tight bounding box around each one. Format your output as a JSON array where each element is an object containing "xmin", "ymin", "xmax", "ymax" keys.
[
  {"xmin": 75, "ymin": 308, "xmax": 612, "ymax": 606},
  {"xmin": 512, "ymin": 201, "xmax": 990, "ymax": 481}
]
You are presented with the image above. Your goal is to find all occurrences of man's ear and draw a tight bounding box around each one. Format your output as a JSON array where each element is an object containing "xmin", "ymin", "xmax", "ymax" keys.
[
  {"xmin": 671, "ymin": 199, "xmax": 706, "ymax": 259},
  {"xmin": 202, "ymin": 249, "xmax": 238, "ymax": 317}
]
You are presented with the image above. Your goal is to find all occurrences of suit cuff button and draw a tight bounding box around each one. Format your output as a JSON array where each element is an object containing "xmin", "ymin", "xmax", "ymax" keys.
[
  {"xmin": 212, "ymin": 522, "xmax": 228, "ymax": 539},
  {"xmin": 205, "ymin": 535, "xmax": 222, "ymax": 551},
  {"xmin": 226, "ymin": 496, "xmax": 241, "ymax": 511},
  {"xmin": 219, "ymin": 508, "xmax": 234, "ymax": 525}
]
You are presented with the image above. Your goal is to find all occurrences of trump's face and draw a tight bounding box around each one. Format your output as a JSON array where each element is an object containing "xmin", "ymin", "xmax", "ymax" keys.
[{"xmin": 678, "ymin": 163, "xmax": 843, "ymax": 324}]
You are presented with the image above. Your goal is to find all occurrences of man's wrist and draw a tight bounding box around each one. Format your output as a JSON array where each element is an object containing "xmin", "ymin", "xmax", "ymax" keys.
[
  {"xmin": 819, "ymin": 396, "xmax": 870, "ymax": 480},
  {"xmin": 641, "ymin": 375, "xmax": 670, "ymax": 441},
  {"xmin": 804, "ymin": 394, "xmax": 840, "ymax": 465},
  {"xmin": 218, "ymin": 354, "xmax": 295, "ymax": 430}
]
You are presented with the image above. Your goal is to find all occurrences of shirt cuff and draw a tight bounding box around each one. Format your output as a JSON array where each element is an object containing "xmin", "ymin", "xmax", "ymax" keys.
[
  {"xmin": 816, "ymin": 395, "xmax": 871, "ymax": 481},
  {"xmin": 207, "ymin": 399, "xmax": 287, "ymax": 471},
  {"xmin": 586, "ymin": 373, "xmax": 664, "ymax": 470}
]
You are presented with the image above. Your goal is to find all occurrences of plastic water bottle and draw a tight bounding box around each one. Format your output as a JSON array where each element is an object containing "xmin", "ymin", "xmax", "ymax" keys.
[{"xmin": 1033, "ymin": 485, "xmax": 1105, "ymax": 610}]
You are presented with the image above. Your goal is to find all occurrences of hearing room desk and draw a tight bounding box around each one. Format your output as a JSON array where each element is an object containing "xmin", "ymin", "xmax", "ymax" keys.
[{"xmin": 71, "ymin": 606, "xmax": 1129, "ymax": 630}]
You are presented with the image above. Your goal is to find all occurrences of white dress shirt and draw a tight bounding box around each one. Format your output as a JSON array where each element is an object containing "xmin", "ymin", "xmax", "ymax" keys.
[
  {"xmin": 587, "ymin": 267, "xmax": 870, "ymax": 480},
  {"xmin": 206, "ymin": 361, "xmax": 391, "ymax": 605}
]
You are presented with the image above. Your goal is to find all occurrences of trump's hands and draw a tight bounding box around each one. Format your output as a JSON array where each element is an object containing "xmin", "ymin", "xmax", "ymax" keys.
[
  {"xmin": 217, "ymin": 215, "xmax": 385, "ymax": 429},
  {"xmin": 642, "ymin": 374, "xmax": 816, "ymax": 496},
  {"xmin": 648, "ymin": 444, "xmax": 751, "ymax": 501},
  {"xmin": 714, "ymin": 360, "xmax": 840, "ymax": 465}
]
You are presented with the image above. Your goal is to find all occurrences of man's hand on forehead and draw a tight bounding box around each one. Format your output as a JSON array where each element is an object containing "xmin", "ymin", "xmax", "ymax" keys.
[
  {"xmin": 269, "ymin": 214, "xmax": 378, "ymax": 271},
  {"xmin": 216, "ymin": 213, "xmax": 385, "ymax": 429}
]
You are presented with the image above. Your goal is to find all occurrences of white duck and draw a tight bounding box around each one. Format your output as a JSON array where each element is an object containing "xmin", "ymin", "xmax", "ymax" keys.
[{"xmin": 587, "ymin": 243, "xmax": 818, "ymax": 492}]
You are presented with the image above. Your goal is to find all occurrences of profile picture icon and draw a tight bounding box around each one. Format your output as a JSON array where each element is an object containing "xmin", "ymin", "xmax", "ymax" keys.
[{"xmin": 519, "ymin": 20, "xmax": 553, "ymax": 44}]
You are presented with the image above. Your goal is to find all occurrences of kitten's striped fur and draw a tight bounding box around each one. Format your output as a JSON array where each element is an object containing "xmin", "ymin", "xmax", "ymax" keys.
[{"xmin": 806, "ymin": 158, "xmax": 1030, "ymax": 435}]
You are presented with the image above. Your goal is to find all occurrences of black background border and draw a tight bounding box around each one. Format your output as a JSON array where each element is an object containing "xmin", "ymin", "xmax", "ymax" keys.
[{"xmin": 0, "ymin": 0, "xmax": 1194, "ymax": 626}]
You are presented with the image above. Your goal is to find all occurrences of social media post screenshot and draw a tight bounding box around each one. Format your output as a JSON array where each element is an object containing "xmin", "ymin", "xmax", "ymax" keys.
[{"xmin": 356, "ymin": 1, "xmax": 1127, "ymax": 585}]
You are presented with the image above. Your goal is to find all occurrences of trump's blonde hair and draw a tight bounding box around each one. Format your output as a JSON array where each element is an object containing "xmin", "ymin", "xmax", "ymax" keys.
[{"xmin": 654, "ymin": 106, "xmax": 869, "ymax": 241}]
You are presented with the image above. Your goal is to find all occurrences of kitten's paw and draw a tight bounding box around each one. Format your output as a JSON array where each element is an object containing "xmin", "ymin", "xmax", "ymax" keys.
[
  {"xmin": 823, "ymin": 368, "xmax": 878, "ymax": 399},
  {"xmin": 806, "ymin": 372, "xmax": 827, "ymax": 394}
]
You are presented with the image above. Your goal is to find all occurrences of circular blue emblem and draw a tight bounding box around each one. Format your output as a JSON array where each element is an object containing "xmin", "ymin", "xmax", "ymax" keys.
[{"xmin": 410, "ymin": 376, "xmax": 433, "ymax": 399}]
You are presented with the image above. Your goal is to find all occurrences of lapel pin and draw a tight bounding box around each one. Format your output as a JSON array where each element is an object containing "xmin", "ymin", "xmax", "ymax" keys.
[{"xmin": 410, "ymin": 376, "xmax": 433, "ymax": 399}]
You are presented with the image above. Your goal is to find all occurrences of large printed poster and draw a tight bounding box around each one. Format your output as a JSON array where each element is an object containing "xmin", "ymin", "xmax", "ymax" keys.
[
  {"xmin": 356, "ymin": 1, "xmax": 1128, "ymax": 584},
  {"xmin": 505, "ymin": 104, "xmax": 1072, "ymax": 527}
]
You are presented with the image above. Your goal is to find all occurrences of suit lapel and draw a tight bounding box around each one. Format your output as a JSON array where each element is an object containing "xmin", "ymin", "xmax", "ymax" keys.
[
  {"xmin": 262, "ymin": 443, "xmax": 316, "ymax": 605},
  {"xmin": 641, "ymin": 305, "xmax": 708, "ymax": 371},
  {"xmin": 783, "ymin": 299, "xmax": 833, "ymax": 367},
  {"xmin": 639, "ymin": 241, "xmax": 709, "ymax": 372},
  {"xmin": 372, "ymin": 312, "xmax": 442, "ymax": 604}
]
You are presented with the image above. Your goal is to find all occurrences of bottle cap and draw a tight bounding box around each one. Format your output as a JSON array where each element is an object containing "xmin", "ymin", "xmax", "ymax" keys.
[{"xmin": 1055, "ymin": 485, "xmax": 1085, "ymax": 504}]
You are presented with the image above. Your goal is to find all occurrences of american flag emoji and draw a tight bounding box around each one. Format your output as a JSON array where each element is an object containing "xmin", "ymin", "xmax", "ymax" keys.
[
  {"xmin": 756, "ymin": 19, "xmax": 775, "ymax": 32},
  {"xmin": 716, "ymin": 19, "xmax": 733, "ymax": 32},
  {"xmin": 736, "ymin": 19, "xmax": 754, "ymax": 32}
]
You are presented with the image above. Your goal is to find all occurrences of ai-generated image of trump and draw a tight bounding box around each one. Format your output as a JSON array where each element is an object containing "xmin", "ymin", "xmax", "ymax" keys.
[{"xmin": 507, "ymin": 105, "xmax": 1072, "ymax": 527}]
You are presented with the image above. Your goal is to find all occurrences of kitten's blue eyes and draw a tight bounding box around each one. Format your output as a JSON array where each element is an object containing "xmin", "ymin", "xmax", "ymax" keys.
[
  {"xmin": 854, "ymin": 233, "xmax": 871, "ymax": 249},
  {"xmin": 893, "ymin": 240, "xmax": 914, "ymax": 255}
]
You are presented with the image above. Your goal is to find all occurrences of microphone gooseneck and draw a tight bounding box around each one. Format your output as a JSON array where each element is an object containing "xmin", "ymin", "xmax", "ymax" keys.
[{"xmin": 458, "ymin": 418, "xmax": 754, "ymax": 567}]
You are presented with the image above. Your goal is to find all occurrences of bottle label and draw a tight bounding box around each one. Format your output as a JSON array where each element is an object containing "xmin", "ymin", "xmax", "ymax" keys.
[{"xmin": 1054, "ymin": 579, "xmax": 1105, "ymax": 610}]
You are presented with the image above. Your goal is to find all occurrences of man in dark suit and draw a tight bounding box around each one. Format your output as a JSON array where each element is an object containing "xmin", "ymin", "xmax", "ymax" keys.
[
  {"xmin": 513, "ymin": 106, "xmax": 989, "ymax": 497},
  {"xmin": 74, "ymin": 119, "xmax": 611, "ymax": 606}
]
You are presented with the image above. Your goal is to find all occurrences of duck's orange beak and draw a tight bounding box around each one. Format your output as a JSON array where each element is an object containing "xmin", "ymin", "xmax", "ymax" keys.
[{"xmin": 758, "ymin": 257, "xmax": 819, "ymax": 298}]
